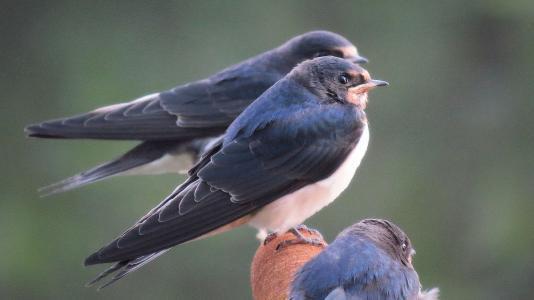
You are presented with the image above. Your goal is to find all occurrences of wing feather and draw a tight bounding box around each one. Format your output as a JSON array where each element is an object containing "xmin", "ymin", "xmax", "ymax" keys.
[
  {"xmin": 26, "ymin": 67, "xmax": 279, "ymax": 140},
  {"xmin": 84, "ymin": 87, "xmax": 366, "ymax": 291},
  {"xmin": 85, "ymin": 102, "xmax": 364, "ymax": 265}
]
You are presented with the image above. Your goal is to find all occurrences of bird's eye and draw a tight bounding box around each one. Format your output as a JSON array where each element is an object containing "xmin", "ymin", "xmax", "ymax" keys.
[
  {"xmin": 401, "ymin": 242, "xmax": 407, "ymax": 251},
  {"xmin": 338, "ymin": 74, "xmax": 349, "ymax": 84}
]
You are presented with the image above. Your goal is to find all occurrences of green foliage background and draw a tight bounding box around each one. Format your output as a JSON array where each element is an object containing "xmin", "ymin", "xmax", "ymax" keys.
[{"xmin": 2, "ymin": 1, "xmax": 533, "ymax": 299}]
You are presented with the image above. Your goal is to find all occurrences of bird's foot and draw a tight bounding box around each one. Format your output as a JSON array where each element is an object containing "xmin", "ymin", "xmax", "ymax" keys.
[
  {"xmin": 275, "ymin": 226, "xmax": 326, "ymax": 251},
  {"xmin": 293, "ymin": 224, "xmax": 324, "ymax": 240},
  {"xmin": 263, "ymin": 232, "xmax": 278, "ymax": 246}
]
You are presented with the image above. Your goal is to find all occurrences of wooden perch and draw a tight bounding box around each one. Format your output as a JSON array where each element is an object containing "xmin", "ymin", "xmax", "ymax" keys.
[{"xmin": 250, "ymin": 228, "xmax": 327, "ymax": 300}]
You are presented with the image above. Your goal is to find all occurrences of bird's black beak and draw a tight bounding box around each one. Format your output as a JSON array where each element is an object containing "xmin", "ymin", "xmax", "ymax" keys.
[
  {"xmin": 351, "ymin": 56, "xmax": 369, "ymax": 64},
  {"xmin": 369, "ymin": 79, "xmax": 388, "ymax": 87},
  {"xmin": 349, "ymin": 79, "xmax": 389, "ymax": 94}
]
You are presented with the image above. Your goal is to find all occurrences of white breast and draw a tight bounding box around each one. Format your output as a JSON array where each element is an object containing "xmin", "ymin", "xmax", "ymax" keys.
[{"xmin": 249, "ymin": 125, "xmax": 369, "ymax": 237}]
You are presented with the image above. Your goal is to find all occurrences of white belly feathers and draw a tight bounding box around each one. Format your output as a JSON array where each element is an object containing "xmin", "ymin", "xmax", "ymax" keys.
[{"xmin": 248, "ymin": 125, "xmax": 369, "ymax": 236}]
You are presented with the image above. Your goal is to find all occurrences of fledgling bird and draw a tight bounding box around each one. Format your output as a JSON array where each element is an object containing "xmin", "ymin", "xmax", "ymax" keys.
[
  {"xmin": 290, "ymin": 219, "xmax": 439, "ymax": 300},
  {"xmin": 83, "ymin": 56, "xmax": 387, "ymax": 288},
  {"xmin": 24, "ymin": 30, "xmax": 368, "ymax": 195}
]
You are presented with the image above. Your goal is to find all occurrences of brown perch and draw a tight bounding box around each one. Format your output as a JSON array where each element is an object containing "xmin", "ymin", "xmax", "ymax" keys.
[{"xmin": 250, "ymin": 228, "xmax": 327, "ymax": 300}]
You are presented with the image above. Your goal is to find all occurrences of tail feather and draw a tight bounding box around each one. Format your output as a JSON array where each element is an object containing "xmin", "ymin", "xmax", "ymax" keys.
[
  {"xmin": 86, "ymin": 250, "xmax": 169, "ymax": 290},
  {"xmin": 85, "ymin": 261, "xmax": 128, "ymax": 288},
  {"xmin": 40, "ymin": 140, "xmax": 190, "ymax": 196},
  {"xmin": 39, "ymin": 156, "xmax": 153, "ymax": 196}
]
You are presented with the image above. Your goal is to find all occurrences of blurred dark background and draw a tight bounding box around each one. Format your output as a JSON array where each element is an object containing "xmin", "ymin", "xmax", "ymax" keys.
[{"xmin": 2, "ymin": 1, "xmax": 533, "ymax": 299}]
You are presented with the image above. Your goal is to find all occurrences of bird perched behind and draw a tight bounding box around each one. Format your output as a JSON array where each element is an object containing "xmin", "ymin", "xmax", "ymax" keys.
[
  {"xmin": 290, "ymin": 219, "xmax": 439, "ymax": 300},
  {"xmin": 25, "ymin": 30, "xmax": 367, "ymax": 196},
  {"xmin": 83, "ymin": 56, "xmax": 387, "ymax": 288}
]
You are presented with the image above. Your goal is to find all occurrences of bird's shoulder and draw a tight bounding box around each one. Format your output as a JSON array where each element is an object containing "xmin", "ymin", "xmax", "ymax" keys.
[
  {"xmin": 209, "ymin": 51, "xmax": 281, "ymax": 85},
  {"xmin": 224, "ymin": 79, "xmax": 364, "ymax": 144},
  {"xmin": 158, "ymin": 53, "xmax": 281, "ymax": 127}
]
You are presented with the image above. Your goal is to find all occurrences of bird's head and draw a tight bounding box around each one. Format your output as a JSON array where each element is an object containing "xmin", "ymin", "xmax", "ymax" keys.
[
  {"xmin": 291, "ymin": 56, "xmax": 387, "ymax": 109},
  {"xmin": 345, "ymin": 219, "xmax": 416, "ymax": 268},
  {"xmin": 281, "ymin": 30, "xmax": 368, "ymax": 65}
]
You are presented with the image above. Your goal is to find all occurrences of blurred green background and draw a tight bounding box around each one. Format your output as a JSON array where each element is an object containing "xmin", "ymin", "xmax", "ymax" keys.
[{"xmin": 2, "ymin": 1, "xmax": 533, "ymax": 299}]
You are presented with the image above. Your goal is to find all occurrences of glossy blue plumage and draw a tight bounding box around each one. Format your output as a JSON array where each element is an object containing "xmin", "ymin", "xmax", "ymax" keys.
[
  {"xmin": 84, "ymin": 58, "xmax": 372, "ymax": 288},
  {"xmin": 291, "ymin": 221, "xmax": 423, "ymax": 300}
]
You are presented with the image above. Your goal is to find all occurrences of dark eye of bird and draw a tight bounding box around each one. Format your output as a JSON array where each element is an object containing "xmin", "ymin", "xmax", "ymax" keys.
[
  {"xmin": 401, "ymin": 241, "xmax": 407, "ymax": 252},
  {"xmin": 334, "ymin": 50, "xmax": 344, "ymax": 57},
  {"xmin": 338, "ymin": 74, "xmax": 349, "ymax": 84}
]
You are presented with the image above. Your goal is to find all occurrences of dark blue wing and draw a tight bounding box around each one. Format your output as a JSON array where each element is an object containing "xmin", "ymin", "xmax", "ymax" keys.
[
  {"xmin": 85, "ymin": 83, "xmax": 365, "ymax": 265},
  {"xmin": 160, "ymin": 62, "xmax": 280, "ymax": 128},
  {"xmin": 26, "ymin": 58, "xmax": 280, "ymax": 140}
]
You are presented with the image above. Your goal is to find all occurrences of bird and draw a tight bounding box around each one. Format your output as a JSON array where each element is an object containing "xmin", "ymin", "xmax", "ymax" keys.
[
  {"xmin": 83, "ymin": 56, "xmax": 388, "ymax": 288},
  {"xmin": 24, "ymin": 30, "xmax": 368, "ymax": 196},
  {"xmin": 290, "ymin": 219, "xmax": 439, "ymax": 300}
]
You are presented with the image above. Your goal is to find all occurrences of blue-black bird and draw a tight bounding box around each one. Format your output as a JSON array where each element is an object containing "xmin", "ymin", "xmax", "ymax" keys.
[
  {"xmin": 24, "ymin": 31, "xmax": 367, "ymax": 195},
  {"xmin": 83, "ymin": 56, "xmax": 387, "ymax": 288},
  {"xmin": 290, "ymin": 219, "xmax": 439, "ymax": 300}
]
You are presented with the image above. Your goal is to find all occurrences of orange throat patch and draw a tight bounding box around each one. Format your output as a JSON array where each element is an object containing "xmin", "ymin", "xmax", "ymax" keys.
[{"xmin": 347, "ymin": 91, "xmax": 368, "ymax": 109}]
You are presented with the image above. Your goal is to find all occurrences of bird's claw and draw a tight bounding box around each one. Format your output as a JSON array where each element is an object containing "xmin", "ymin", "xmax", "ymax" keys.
[
  {"xmin": 275, "ymin": 225, "xmax": 326, "ymax": 251},
  {"xmin": 275, "ymin": 236, "xmax": 326, "ymax": 251},
  {"xmin": 263, "ymin": 232, "xmax": 278, "ymax": 245},
  {"xmin": 294, "ymin": 224, "xmax": 324, "ymax": 240}
]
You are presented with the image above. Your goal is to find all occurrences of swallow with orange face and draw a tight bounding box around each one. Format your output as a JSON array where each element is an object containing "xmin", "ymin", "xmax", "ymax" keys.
[
  {"xmin": 24, "ymin": 31, "xmax": 368, "ymax": 196},
  {"xmin": 83, "ymin": 56, "xmax": 387, "ymax": 288}
]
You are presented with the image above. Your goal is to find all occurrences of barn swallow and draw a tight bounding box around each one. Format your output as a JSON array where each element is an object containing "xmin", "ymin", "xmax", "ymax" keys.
[
  {"xmin": 24, "ymin": 30, "xmax": 368, "ymax": 196},
  {"xmin": 83, "ymin": 56, "xmax": 387, "ymax": 288},
  {"xmin": 290, "ymin": 219, "xmax": 439, "ymax": 300}
]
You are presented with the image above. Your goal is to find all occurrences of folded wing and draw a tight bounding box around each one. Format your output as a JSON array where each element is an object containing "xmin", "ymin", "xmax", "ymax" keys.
[
  {"xmin": 84, "ymin": 104, "xmax": 364, "ymax": 287},
  {"xmin": 25, "ymin": 66, "xmax": 278, "ymax": 141}
]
